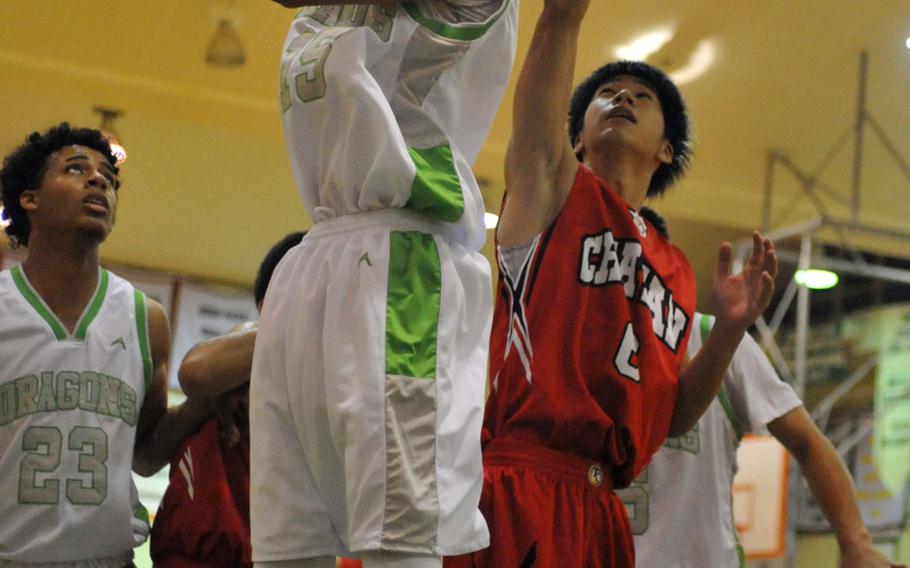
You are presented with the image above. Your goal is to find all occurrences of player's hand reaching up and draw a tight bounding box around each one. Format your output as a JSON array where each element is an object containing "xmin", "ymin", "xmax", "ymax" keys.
[{"xmin": 711, "ymin": 232, "xmax": 777, "ymax": 333}]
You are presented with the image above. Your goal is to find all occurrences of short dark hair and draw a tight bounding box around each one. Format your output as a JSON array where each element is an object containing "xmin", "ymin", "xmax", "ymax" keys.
[
  {"xmin": 568, "ymin": 60, "xmax": 691, "ymax": 198},
  {"xmin": 639, "ymin": 206, "xmax": 669, "ymax": 239},
  {"xmin": 254, "ymin": 231, "xmax": 306, "ymax": 305},
  {"xmin": 1, "ymin": 123, "xmax": 120, "ymax": 248}
]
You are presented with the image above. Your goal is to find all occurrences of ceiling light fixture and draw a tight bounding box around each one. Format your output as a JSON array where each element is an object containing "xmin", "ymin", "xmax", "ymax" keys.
[
  {"xmin": 905, "ymin": 35, "xmax": 910, "ymax": 50},
  {"xmin": 669, "ymin": 39, "xmax": 717, "ymax": 86},
  {"xmin": 794, "ymin": 268, "xmax": 839, "ymax": 290},
  {"xmin": 206, "ymin": 19, "xmax": 245, "ymax": 67},
  {"xmin": 93, "ymin": 107, "xmax": 127, "ymax": 166},
  {"xmin": 615, "ymin": 28, "xmax": 674, "ymax": 61}
]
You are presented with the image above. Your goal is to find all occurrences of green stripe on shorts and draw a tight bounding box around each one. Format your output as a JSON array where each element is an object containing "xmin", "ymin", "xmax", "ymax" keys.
[
  {"xmin": 405, "ymin": 144, "xmax": 465, "ymax": 223},
  {"xmin": 385, "ymin": 231, "xmax": 441, "ymax": 379}
]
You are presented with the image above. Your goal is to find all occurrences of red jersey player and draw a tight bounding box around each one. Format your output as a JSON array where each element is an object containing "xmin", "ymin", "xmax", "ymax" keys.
[{"xmin": 447, "ymin": 1, "xmax": 778, "ymax": 567}]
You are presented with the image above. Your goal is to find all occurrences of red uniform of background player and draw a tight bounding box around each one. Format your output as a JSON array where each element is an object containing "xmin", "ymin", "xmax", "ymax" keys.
[
  {"xmin": 447, "ymin": 1, "xmax": 778, "ymax": 566},
  {"xmin": 151, "ymin": 418, "xmax": 251, "ymax": 568}
]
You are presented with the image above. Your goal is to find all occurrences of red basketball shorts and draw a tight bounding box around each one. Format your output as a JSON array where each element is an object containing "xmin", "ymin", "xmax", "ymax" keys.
[{"xmin": 446, "ymin": 438, "xmax": 634, "ymax": 568}]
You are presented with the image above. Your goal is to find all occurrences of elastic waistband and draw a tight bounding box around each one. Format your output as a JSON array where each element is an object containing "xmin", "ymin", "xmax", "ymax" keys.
[
  {"xmin": 484, "ymin": 438, "xmax": 613, "ymax": 490},
  {"xmin": 306, "ymin": 208, "xmax": 463, "ymax": 243}
]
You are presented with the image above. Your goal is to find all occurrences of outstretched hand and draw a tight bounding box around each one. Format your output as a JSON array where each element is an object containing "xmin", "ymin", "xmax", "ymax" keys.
[{"xmin": 711, "ymin": 232, "xmax": 777, "ymax": 332}]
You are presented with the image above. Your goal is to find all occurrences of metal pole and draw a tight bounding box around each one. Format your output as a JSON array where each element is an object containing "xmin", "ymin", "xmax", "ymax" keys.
[
  {"xmin": 851, "ymin": 51, "xmax": 868, "ymax": 224},
  {"xmin": 762, "ymin": 151, "xmax": 777, "ymax": 233},
  {"xmin": 794, "ymin": 234, "xmax": 812, "ymax": 397}
]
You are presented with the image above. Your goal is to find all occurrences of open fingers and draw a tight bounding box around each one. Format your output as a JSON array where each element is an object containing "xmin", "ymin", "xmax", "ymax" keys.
[
  {"xmin": 716, "ymin": 241, "xmax": 733, "ymax": 279},
  {"xmin": 762, "ymin": 237, "xmax": 778, "ymax": 279},
  {"xmin": 747, "ymin": 231, "xmax": 765, "ymax": 267},
  {"xmin": 755, "ymin": 271, "xmax": 775, "ymax": 311}
]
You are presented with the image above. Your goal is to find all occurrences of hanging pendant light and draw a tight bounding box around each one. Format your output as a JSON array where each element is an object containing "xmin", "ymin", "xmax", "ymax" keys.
[
  {"xmin": 93, "ymin": 107, "xmax": 127, "ymax": 166},
  {"xmin": 206, "ymin": 19, "xmax": 245, "ymax": 67}
]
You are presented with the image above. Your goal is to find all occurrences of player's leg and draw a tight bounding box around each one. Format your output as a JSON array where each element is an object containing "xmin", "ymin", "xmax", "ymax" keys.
[
  {"xmin": 320, "ymin": 227, "xmax": 489, "ymax": 558},
  {"xmin": 432, "ymin": 238, "xmax": 493, "ymax": 553},
  {"xmin": 250, "ymin": 244, "xmax": 345, "ymax": 561}
]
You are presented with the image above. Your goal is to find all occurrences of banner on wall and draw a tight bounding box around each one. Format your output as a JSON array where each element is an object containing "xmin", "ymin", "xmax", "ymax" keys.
[
  {"xmin": 854, "ymin": 420, "xmax": 908, "ymax": 529},
  {"xmin": 874, "ymin": 307, "xmax": 910, "ymax": 496},
  {"xmin": 167, "ymin": 282, "xmax": 257, "ymax": 390},
  {"xmin": 733, "ymin": 434, "xmax": 789, "ymax": 559},
  {"xmin": 793, "ymin": 411, "xmax": 908, "ymax": 533}
]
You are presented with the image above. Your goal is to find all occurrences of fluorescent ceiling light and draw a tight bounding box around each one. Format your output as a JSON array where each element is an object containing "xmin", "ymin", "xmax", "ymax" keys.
[
  {"xmin": 615, "ymin": 28, "xmax": 674, "ymax": 61},
  {"xmin": 794, "ymin": 269, "xmax": 839, "ymax": 290},
  {"xmin": 484, "ymin": 211, "xmax": 499, "ymax": 230},
  {"xmin": 906, "ymin": 36, "xmax": 910, "ymax": 50},
  {"xmin": 669, "ymin": 39, "xmax": 717, "ymax": 85}
]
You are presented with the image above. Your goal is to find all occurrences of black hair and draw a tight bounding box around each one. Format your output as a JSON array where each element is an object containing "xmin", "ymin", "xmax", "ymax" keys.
[
  {"xmin": 568, "ymin": 60, "xmax": 691, "ymax": 198},
  {"xmin": 254, "ymin": 231, "xmax": 306, "ymax": 305},
  {"xmin": 0, "ymin": 123, "xmax": 120, "ymax": 248},
  {"xmin": 639, "ymin": 206, "xmax": 669, "ymax": 239}
]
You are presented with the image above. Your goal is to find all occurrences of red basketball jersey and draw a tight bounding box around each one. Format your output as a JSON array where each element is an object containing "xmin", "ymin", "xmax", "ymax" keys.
[
  {"xmin": 151, "ymin": 418, "xmax": 252, "ymax": 568},
  {"xmin": 485, "ymin": 164, "xmax": 696, "ymax": 487}
]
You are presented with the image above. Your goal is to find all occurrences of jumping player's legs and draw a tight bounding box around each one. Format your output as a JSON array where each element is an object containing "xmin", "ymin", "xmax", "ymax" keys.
[
  {"xmin": 316, "ymin": 224, "xmax": 491, "ymax": 555},
  {"xmin": 251, "ymin": 213, "xmax": 491, "ymax": 560},
  {"xmin": 251, "ymin": 241, "xmax": 346, "ymax": 561}
]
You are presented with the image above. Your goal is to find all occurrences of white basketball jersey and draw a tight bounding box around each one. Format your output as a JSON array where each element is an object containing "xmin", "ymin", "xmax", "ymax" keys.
[
  {"xmin": 0, "ymin": 267, "xmax": 151, "ymax": 563},
  {"xmin": 621, "ymin": 313, "xmax": 801, "ymax": 568},
  {"xmin": 279, "ymin": 0, "xmax": 518, "ymax": 251}
]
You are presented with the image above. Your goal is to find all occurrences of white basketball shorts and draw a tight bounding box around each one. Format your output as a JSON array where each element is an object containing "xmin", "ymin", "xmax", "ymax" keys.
[{"xmin": 250, "ymin": 208, "xmax": 491, "ymax": 561}]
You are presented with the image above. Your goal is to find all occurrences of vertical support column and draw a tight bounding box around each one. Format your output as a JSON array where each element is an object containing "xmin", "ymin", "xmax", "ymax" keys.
[
  {"xmin": 794, "ymin": 233, "xmax": 812, "ymax": 398},
  {"xmin": 851, "ymin": 51, "xmax": 868, "ymax": 224},
  {"xmin": 762, "ymin": 151, "xmax": 776, "ymax": 233}
]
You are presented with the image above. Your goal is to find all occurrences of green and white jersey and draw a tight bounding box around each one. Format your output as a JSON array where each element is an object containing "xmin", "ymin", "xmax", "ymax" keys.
[
  {"xmin": 619, "ymin": 313, "xmax": 801, "ymax": 568},
  {"xmin": 0, "ymin": 267, "xmax": 152, "ymax": 564},
  {"xmin": 279, "ymin": 0, "xmax": 518, "ymax": 251}
]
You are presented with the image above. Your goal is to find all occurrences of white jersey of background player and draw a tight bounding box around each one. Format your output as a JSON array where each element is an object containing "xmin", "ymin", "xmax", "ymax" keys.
[
  {"xmin": 0, "ymin": 124, "xmax": 210, "ymax": 567},
  {"xmin": 0, "ymin": 269, "xmax": 152, "ymax": 564},
  {"xmin": 621, "ymin": 312, "xmax": 897, "ymax": 568},
  {"xmin": 620, "ymin": 312, "xmax": 801, "ymax": 568},
  {"xmin": 251, "ymin": 2, "xmax": 517, "ymax": 567}
]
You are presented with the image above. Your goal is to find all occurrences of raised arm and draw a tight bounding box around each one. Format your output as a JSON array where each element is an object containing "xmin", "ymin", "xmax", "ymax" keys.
[
  {"xmin": 132, "ymin": 300, "xmax": 211, "ymax": 477},
  {"xmin": 179, "ymin": 321, "xmax": 257, "ymax": 399},
  {"xmin": 498, "ymin": 0, "xmax": 590, "ymax": 246},
  {"xmin": 769, "ymin": 408, "xmax": 904, "ymax": 568},
  {"xmin": 668, "ymin": 233, "xmax": 777, "ymax": 436}
]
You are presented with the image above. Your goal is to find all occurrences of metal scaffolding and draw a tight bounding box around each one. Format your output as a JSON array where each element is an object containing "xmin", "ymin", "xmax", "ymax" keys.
[
  {"xmin": 738, "ymin": 51, "xmax": 910, "ymax": 567},
  {"xmin": 736, "ymin": 51, "xmax": 910, "ymax": 410}
]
